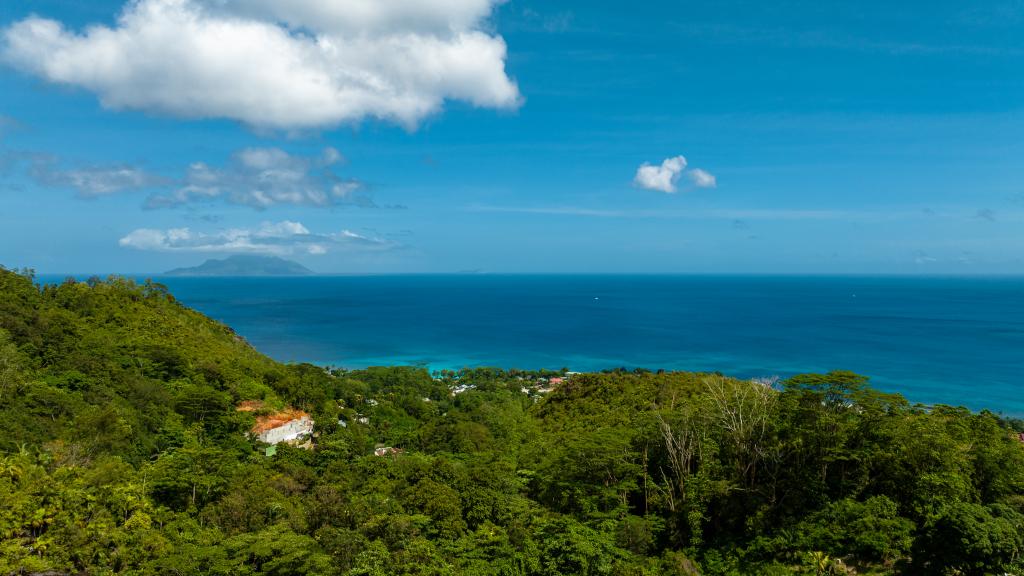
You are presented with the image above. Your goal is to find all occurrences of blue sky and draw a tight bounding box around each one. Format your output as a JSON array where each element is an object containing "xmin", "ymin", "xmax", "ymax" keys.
[{"xmin": 0, "ymin": 0, "xmax": 1021, "ymax": 274}]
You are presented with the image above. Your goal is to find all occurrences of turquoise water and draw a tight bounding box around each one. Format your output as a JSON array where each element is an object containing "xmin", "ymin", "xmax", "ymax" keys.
[{"xmin": 52, "ymin": 274, "xmax": 1024, "ymax": 414}]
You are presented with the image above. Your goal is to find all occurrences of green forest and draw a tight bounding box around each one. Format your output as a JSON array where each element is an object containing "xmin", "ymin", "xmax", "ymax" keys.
[{"xmin": 0, "ymin": 266, "xmax": 1022, "ymax": 575}]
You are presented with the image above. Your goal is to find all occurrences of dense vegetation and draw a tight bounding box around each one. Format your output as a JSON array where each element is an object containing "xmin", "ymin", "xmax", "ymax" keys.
[{"xmin": 0, "ymin": 266, "xmax": 1022, "ymax": 575}]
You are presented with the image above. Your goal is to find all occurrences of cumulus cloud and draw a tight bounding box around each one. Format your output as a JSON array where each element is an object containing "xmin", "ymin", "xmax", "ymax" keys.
[
  {"xmin": 146, "ymin": 146, "xmax": 369, "ymax": 209},
  {"xmin": 119, "ymin": 220, "xmax": 396, "ymax": 255},
  {"xmin": 1, "ymin": 0, "xmax": 521, "ymax": 130},
  {"xmin": 634, "ymin": 156, "xmax": 687, "ymax": 193},
  {"xmin": 634, "ymin": 155, "xmax": 716, "ymax": 193}
]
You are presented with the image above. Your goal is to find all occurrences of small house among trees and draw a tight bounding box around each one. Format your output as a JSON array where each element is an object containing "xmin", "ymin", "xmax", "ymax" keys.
[{"xmin": 250, "ymin": 408, "xmax": 314, "ymax": 445}]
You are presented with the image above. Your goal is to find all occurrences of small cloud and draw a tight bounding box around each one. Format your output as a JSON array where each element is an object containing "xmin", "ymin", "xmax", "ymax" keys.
[
  {"xmin": 145, "ymin": 147, "xmax": 371, "ymax": 209},
  {"xmin": 320, "ymin": 147, "xmax": 344, "ymax": 166},
  {"xmin": 975, "ymin": 208, "xmax": 997, "ymax": 222},
  {"xmin": 634, "ymin": 155, "xmax": 716, "ymax": 193},
  {"xmin": 30, "ymin": 157, "xmax": 167, "ymax": 197},
  {"xmin": 521, "ymin": 8, "xmax": 574, "ymax": 33},
  {"xmin": 634, "ymin": 156, "xmax": 687, "ymax": 193},
  {"xmin": 688, "ymin": 168, "xmax": 717, "ymax": 188},
  {"xmin": 118, "ymin": 220, "xmax": 398, "ymax": 256},
  {"xmin": 732, "ymin": 219, "xmax": 749, "ymax": 230}
]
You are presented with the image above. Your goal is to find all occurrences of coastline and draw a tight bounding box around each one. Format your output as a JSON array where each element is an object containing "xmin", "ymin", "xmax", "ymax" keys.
[{"xmin": 34, "ymin": 273, "xmax": 1024, "ymax": 416}]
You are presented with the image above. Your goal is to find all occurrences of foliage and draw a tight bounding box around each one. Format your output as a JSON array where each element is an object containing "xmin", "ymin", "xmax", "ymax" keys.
[{"xmin": 0, "ymin": 266, "xmax": 1022, "ymax": 575}]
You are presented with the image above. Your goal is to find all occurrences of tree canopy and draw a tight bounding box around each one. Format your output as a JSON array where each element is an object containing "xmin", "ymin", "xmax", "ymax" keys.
[{"xmin": 0, "ymin": 266, "xmax": 1022, "ymax": 575}]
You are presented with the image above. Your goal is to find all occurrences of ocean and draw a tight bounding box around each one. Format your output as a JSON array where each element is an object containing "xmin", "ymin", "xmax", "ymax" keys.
[{"xmin": 46, "ymin": 274, "xmax": 1024, "ymax": 414}]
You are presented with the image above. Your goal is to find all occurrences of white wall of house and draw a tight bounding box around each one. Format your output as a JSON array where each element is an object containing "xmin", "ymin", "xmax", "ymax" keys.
[{"xmin": 257, "ymin": 416, "xmax": 314, "ymax": 445}]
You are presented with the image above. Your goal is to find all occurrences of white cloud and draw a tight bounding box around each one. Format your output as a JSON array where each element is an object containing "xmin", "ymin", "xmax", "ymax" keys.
[
  {"xmin": 118, "ymin": 220, "xmax": 396, "ymax": 255},
  {"xmin": 145, "ymin": 146, "xmax": 368, "ymax": 209},
  {"xmin": 634, "ymin": 155, "xmax": 717, "ymax": 193},
  {"xmin": 687, "ymin": 168, "xmax": 717, "ymax": 188},
  {"xmin": 634, "ymin": 156, "xmax": 687, "ymax": 193},
  {"xmin": 1, "ymin": 0, "xmax": 521, "ymax": 130}
]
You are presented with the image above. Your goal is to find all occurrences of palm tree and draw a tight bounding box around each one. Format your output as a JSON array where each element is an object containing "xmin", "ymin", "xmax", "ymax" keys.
[{"xmin": 809, "ymin": 551, "xmax": 832, "ymax": 576}]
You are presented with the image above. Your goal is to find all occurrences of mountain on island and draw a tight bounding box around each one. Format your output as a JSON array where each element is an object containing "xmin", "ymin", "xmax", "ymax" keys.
[{"xmin": 164, "ymin": 255, "xmax": 314, "ymax": 276}]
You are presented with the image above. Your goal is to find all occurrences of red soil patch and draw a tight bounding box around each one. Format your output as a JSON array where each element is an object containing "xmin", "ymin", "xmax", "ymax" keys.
[{"xmin": 251, "ymin": 409, "xmax": 310, "ymax": 434}]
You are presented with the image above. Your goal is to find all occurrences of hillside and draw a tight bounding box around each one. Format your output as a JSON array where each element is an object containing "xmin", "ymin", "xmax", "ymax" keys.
[
  {"xmin": 165, "ymin": 255, "xmax": 313, "ymax": 276},
  {"xmin": 0, "ymin": 266, "xmax": 1022, "ymax": 575}
]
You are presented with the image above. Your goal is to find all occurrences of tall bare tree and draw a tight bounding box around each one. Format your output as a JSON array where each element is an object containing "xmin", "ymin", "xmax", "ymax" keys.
[{"xmin": 703, "ymin": 375, "xmax": 780, "ymax": 490}]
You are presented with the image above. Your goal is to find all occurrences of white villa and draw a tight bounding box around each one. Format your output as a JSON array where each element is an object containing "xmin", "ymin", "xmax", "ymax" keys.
[{"xmin": 249, "ymin": 409, "xmax": 315, "ymax": 445}]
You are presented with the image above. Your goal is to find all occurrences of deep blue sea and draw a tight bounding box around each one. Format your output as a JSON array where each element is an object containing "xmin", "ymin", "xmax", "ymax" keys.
[{"xmin": 44, "ymin": 275, "xmax": 1024, "ymax": 414}]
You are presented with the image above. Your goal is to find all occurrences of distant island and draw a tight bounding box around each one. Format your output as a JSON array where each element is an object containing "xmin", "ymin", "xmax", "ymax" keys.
[{"xmin": 164, "ymin": 255, "xmax": 314, "ymax": 276}]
